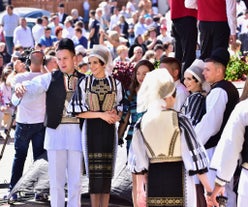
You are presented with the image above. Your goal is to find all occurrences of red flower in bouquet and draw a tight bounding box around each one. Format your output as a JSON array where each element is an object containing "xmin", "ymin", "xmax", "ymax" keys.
[{"xmin": 112, "ymin": 61, "xmax": 135, "ymax": 91}]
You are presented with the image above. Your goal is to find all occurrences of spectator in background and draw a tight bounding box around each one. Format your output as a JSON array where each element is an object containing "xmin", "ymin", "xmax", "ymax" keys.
[
  {"xmin": 157, "ymin": 24, "xmax": 174, "ymax": 44},
  {"xmin": 83, "ymin": 0, "xmax": 90, "ymax": 28},
  {"xmin": 144, "ymin": 26, "xmax": 163, "ymax": 50},
  {"xmin": 71, "ymin": 8, "xmax": 84, "ymax": 24},
  {"xmin": 13, "ymin": 17, "xmax": 34, "ymax": 50},
  {"xmin": 134, "ymin": 16, "xmax": 146, "ymax": 37},
  {"xmin": 73, "ymin": 27, "xmax": 88, "ymax": 49},
  {"xmin": 57, "ymin": 3, "xmax": 68, "ymax": 24},
  {"xmin": 118, "ymin": 15, "xmax": 129, "ymax": 39},
  {"xmin": 96, "ymin": 7, "xmax": 106, "ymax": 31},
  {"xmin": 62, "ymin": 17, "xmax": 75, "ymax": 40},
  {"xmin": 44, "ymin": 55, "xmax": 58, "ymax": 72},
  {"xmin": 48, "ymin": 14, "xmax": 63, "ymax": 36},
  {"xmin": 130, "ymin": 46, "xmax": 143, "ymax": 64},
  {"xmin": 109, "ymin": 7, "xmax": 120, "ymax": 30},
  {"xmin": 0, "ymin": 54, "xmax": 4, "ymax": 75},
  {"xmin": 88, "ymin": 10, "xmax": 100, "ymax": 48},
  {"xmin": 1, "ymin": 5, "xmax": 19, "ymax": 55},
  {"xmin": 32, "ymin": 17, "xmax": 44, "ymax": 44},
  {"xmin": 41, "ymin": 16, "xmax": 49, "ymax": 27},
  {"xmin": 154, "ymin": 44, "xmax": 164, "ymax": 61},
  {"xmin": 0, "ymin": 42, "xmax": 11, "ymax": 65},
  {"xmin": 54, "ymin": 26, "xmax": 63, "ymax": 41},
  {"xmin": 0, "ymin": 66, "xmax": 13, "ymax": 138},
  {"xmin": 113, "ymin": 44, "xmax": 130, "ymax": 65},
  {"xmin": 39, "ymin": 27, "xmax": 57, "ymax": 50}
]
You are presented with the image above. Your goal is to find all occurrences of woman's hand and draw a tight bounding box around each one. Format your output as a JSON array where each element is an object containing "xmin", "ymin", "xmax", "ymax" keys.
[{"xmin": 101, "ymin": 111, "xmax": 120, "ymax": 124}]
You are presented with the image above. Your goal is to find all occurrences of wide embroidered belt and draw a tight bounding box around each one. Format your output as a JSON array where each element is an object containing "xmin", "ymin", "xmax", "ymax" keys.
[
  {"xmin": 242, "ymin": 162, "xmax": 248, "ymax": 170},
  {"xmin": 150, "ymin": 155, "xmax": 182, "ymax": 163},
  {"xmin": 61, "ymin": 116, "xmax": 80, "ymax": 124}
]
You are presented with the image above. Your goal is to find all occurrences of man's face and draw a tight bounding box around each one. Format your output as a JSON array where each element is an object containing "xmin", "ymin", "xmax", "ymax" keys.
[
  {"xmin": 56, "ymin": 49, "xmax": 75, "ymax": 74},
  {"xmin": 203, "ymin": 62, "xmax": 218, "ymax": 84}
]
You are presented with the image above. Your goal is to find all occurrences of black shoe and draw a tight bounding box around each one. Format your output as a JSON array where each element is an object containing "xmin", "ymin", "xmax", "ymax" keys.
[
  {"xmin": 3, "ymin": 192, "xmax": 18, "ymax": 204},
  {"xmin": 34, "ymin": 192, "xmax": 49, "ymax": 202}
]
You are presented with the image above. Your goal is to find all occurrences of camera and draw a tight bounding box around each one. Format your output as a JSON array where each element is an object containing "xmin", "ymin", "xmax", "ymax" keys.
[{"xmin": 216, "ymin": 196, "xmax": 228, "ymax": 207}]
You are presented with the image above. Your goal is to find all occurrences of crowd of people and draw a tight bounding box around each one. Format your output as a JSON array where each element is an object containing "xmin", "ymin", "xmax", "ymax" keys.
[{"xmin": 0, "ymin": 0, "xmax": 248, "ymax": 207}]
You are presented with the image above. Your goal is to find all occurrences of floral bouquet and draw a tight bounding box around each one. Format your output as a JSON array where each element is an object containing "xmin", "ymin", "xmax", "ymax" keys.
[{"xmin": 112, "ymin": 61, "xmax": 135, "ymax": 91}]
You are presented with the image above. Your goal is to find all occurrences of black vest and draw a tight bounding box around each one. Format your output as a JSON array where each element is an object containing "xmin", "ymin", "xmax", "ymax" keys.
[
  {"xmin": 205, "ymin": 80, "xmax": 239, "ymax": 149},
  {"xmin": 241, "ymin": 126, "xmax": 248, "ymax": 163},
  {"xmin": 44, "ymin": 70, "xmax": 85, "ymax": 129}
]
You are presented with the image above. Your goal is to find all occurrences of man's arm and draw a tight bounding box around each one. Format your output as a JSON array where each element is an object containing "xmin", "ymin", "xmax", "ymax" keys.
[{"xmin": 195, "ymin": 88, "xmax": 228, "ymax": 145}]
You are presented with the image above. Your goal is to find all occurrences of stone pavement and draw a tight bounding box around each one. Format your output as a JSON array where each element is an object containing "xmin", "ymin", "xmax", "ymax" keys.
[{"xmin": 0, "ymin": 129, "xmax": 132, "ymax": 207}]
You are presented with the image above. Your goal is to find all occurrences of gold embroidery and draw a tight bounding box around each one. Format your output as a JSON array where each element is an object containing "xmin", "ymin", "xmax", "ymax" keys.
[
  {"xmin": 102, "ymin": 93, "xmax": 116, "ymax": 111},
  {"xmin": 86, "ymin": 77, "xmax": 116, "ymax": 111},
  {"xmin": 147, "ymin": 197, "xmax": 184, "ymax": 206}
]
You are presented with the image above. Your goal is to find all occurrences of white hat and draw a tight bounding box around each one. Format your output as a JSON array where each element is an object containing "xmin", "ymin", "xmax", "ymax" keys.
[{"xmin": 137, "ymin": 69, "xmax": 175, "ymax": 112}]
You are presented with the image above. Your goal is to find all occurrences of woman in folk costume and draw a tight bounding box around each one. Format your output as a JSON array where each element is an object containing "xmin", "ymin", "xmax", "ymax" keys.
[
  {"xmin": 68, "ymin": 45, "xmax": 124, "ymax": 207},
  {"xmin": 127, "ymin": 69, "xmax": 212, "ymax": 207},
  {"xmin": 181, "ymin": 60, "xmax": 207, "ymax": 127}
]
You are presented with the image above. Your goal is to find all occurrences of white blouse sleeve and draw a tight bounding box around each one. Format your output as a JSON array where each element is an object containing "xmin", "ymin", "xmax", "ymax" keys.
[
  {"xmin": 210, "ymin": 100, "xmax": 248, "ymax": 182},
  {"xmin": 127, "ymin": 126, "xmax": 149, "ymax": 173}
]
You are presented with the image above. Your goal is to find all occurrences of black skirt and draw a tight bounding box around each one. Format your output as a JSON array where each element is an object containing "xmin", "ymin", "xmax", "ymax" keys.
[
  {"xmin": 147, "ymin": 161, "xmax": 185, "ymax": 207},
  {"xmin": 86, "ymin": 118, "xmax": 116, "ymax": 194}
]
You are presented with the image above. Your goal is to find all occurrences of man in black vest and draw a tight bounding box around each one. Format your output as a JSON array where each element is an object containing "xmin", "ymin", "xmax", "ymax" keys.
[
  {"xmin": 14, "ymin": 38, "xmax": 85, "ymax": 207},
  {"xmin": 195, "ymin": 47, "xmax": 239, "ymax": 207},
  {"xmin": 209, "ymin": 97, "xmax": 248, "ymax": 207}
]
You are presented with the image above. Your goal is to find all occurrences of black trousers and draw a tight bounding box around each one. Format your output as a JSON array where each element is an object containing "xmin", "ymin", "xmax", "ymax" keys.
[
  {"xmin": 199, "ymin": 21, "xmax": 230, "ymax": 60},
  {"xmin": 172, "ymin": 16, "xmax": 197, "ymax": 80}
]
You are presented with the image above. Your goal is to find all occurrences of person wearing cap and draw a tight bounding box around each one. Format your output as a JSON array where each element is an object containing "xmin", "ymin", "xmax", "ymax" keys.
[
  {"xmin": 127, "ymin": 69, "xmax": 212, "ymax": 207},
  {"xmin": 194, "ymin": 47, "xmax": 239, "ymax": 207},
  {"xmin": 208, "ymin": 85, "xmax": 248, "ymax": 207},
  {"xmin": 68, "ymin": 45, "xmax": 123, "ymax": 207},
  {"xmin": 157, "ymin": 24, "xmax": 174, "ymax": 44},
  {"xmin": 14, "ymin": 38, "xmax": 85, "ymax": 206}
]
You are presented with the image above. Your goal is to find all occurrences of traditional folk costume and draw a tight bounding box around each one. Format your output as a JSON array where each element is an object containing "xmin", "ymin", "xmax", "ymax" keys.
[
  {"xmin": 210, "ymin": 99, "xmax": 248, "ymax": 207},
  {"xmin": 127, "ymin": 69, "xmax": 209, "ymax": 207},
  {"xmin": 68, "ymin": 45, "xmax": 124, "ymax": 194},
  {"xmin": 194, "ymin": 48, "xmax": 239, "ymax": 207},
  {"xmin": 20, "ymin": 39, "xmax": 85, "ymax": 207},
  {"xmin": 180, "ymin": 63, "xmax": 206, "ymax": 127}
]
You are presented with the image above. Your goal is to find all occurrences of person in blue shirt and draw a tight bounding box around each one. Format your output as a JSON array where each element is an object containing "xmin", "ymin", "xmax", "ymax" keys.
[{"xmin": 39, "ymin": 26, "xmax": 57, "ymax": 50}]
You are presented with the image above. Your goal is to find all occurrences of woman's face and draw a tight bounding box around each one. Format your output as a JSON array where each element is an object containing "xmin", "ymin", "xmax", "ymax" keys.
[
  {"xmin": 183, "ymin": 71, "xmax": 201, "ymax": 92},
  {"xmin": 88, "ymin": 56, "xmax": 105, "ymax": 78},
  {"xmin": 136, "ymin": 65, "xmax": 150, "ymax": 86}
]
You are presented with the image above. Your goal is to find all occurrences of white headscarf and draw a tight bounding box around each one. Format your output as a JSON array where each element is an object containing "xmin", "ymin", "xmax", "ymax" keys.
[
  {"xmin": 88, "ymin": 45, "xmax": 113, "ymax": 75},
  {"xmin": 137, "ymin": 69, "xmax": 175, "ymax": 113}
]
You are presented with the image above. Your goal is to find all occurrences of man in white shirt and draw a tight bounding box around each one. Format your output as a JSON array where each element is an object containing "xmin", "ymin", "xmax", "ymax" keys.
[
  {"xmin": 32, "ymin": 17, "xmax": 44, "ymax": 44},
  {"xmin": 13, "ymin": 17, "xmax": 34, "ymax": 49},
  {"xmin": 1, "ymin": 5, "xmax": 19, "ymax": 55},
  {"xmin": 6, "ymin": 50, "xmax": 46, "ymax": 202}
]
